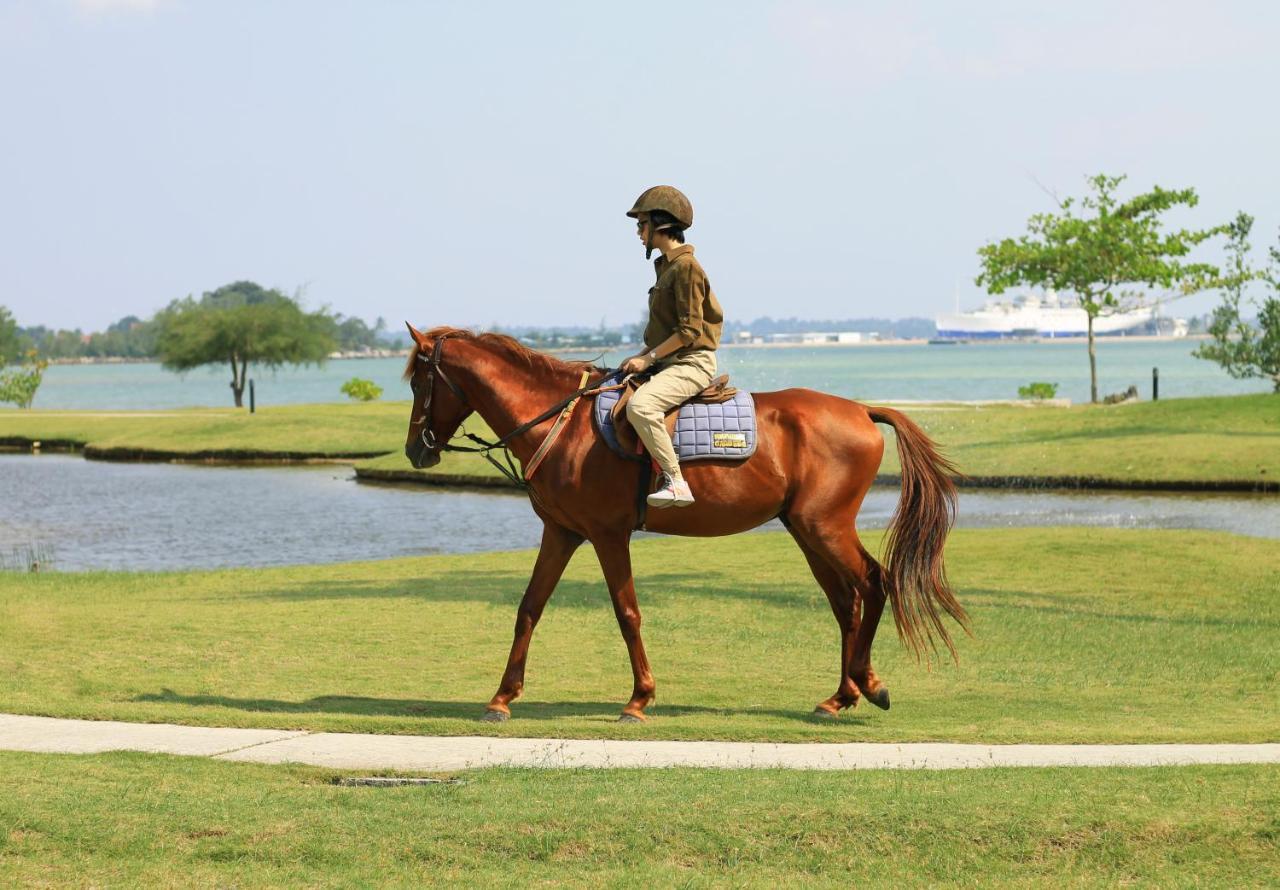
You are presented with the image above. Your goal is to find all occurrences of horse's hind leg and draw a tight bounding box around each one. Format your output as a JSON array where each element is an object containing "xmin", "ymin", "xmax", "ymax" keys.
[
  {"xmin": 789, "ymin": 530, "xmax": 861, "ymax": 717},
  {"xmin": 790, "ymin": 520, "xmax": 892, "ymax": 711},
  {"xmin": 847, "ymin": 547, "xmax": 890, "ymax": 710},
  {"xmin": 483, "ymin": 522, "xmax": 584, "ymax": 722}
]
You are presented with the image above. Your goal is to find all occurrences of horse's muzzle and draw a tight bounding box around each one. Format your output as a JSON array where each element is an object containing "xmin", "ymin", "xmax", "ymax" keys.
[{"xmin": 405, "ymin": 442, "xmax": 441, "ymax": 469}]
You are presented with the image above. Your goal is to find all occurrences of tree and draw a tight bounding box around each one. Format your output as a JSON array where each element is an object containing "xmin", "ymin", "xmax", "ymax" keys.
[
  {"xmin": 332, "ymin": 314, "xmax": 396, "ymax": 352},
  {"xmin": 1195, "ymin": 217, "xmax": 1280, "ymax": 391},
  {"xmin": 88, "ymin": 315, "xmax": 158, "ymax": 358},
  {"xmin": 154, "ymin": 281, "xmax": 336, "ymax": 407},
  {"xmin": 976, "ymin": 174, "xmax": 1230, "ymax": 403},
  {"xmin": 0, "ymin": 306, "xmax": 25, "ymax": 366}
]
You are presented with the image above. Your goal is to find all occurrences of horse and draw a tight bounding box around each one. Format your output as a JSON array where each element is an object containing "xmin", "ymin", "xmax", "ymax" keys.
[{"xmin": 402, "ymin": 325, "xmax": 969, "ymax": 723}]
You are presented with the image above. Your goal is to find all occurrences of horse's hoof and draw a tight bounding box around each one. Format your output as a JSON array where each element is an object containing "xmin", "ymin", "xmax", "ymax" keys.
[
  {"xmin": 867, "ymin": 688, "xmax": 891, "ymax": 711},
  {"xmin": 812, "ymin": 706, "xmax": 840, "ymax": 720},
  {"xmin": 480, "ymin": 709, "xmax": 510, "ymax": 723},
  {"xmin": 618, "ymin": 712, "xmax": 646, "ymax": 724}
]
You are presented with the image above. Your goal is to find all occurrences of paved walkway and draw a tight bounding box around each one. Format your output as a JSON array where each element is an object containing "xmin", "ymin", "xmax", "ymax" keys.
[{"xmin": 2, "ymin": 714, "xmax": 1278, "ymax": 771}]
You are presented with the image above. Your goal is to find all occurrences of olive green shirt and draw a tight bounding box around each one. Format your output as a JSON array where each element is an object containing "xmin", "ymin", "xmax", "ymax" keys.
[{"xmin": 643, "ymin": 245, "xmax": 724, "ymax": 353}]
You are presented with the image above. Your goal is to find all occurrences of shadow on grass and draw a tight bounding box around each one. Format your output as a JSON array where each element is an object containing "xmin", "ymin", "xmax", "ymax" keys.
[
  {"xmin": 224, "ymin": 569, "xmax": 818, "ymax": 609},
  {"xmin": 967, "ymin": 587, "xmax": 1280, "ymax": 630},
  {"xmin": 131, "ymin": 688, "xmax": 866, "ymax": 725}
]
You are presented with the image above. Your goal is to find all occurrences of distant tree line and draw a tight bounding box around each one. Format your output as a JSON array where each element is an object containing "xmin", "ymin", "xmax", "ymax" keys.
[
  {"xmin": 497, "ymin": 315, "xmax": 937, "ymax": 349},
  {"xmin": 495, "ymin": 321, "xmax": 625, "ymax": 350},
  {"xmin": 2, "ymin": 303, "xmax": 400, "ymax": 361}
]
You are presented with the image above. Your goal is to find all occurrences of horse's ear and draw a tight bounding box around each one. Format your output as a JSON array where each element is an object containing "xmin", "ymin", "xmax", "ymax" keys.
[{"xmin": 405, "ymin": 322, "xmax": 428, "ymax": 348}]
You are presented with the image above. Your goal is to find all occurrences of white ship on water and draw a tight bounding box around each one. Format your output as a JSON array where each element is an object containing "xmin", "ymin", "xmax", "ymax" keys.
[{"xmin": 934, "ymin": 292, "xmax": 1157, "ymax": 340}]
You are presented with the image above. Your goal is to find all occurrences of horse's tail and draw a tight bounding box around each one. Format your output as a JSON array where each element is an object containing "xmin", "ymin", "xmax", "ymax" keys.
[{"xmin": 866, "ymin": 406, "xmax": 971, "ymax": 662}]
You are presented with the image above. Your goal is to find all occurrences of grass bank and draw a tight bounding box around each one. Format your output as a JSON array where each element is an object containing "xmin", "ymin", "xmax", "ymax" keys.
[
  {"xmin": 355, "ymin": 392, "xmax": 1279, "ymax": 490},
  {"xmin": 0, "ymin": 402, "xmax": 406, "ymax": 460},
  {"xmin": 917, "ymin": 392, "xmax": 1277, "ymax": 489},
  {"xmin": 1, "ymin": 753, "xmax": 1275, "ymax": 887},
  {"xmin": 2, "ymin": 392, "xmax": 1275, "ymax": 486},
  {"xmin": 2, "ymin": 528, "xmax": 1275, "ymax": 744}
]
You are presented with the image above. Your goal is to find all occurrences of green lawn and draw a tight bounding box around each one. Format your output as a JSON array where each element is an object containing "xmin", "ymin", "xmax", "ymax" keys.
[
  {"xmin": 0, "ymin": 753, "xmax": 1275, "ymax": 887},
  {"xmin": 2, "ymin": 529, "xmax": 1276, "ymax": 744},
  {"xmin": 0, "ymin": 402, "xmax": 409, "ymax": 458},
  {"xmin": 3, "ymin": 393, "xmax": 1276, "ymax": 485},
  {"xmin": 912, "ymin": 392, "xmax": 1278, "ymax": 484}
]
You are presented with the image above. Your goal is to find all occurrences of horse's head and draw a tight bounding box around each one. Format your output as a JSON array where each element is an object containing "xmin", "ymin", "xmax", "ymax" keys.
[{"xmin": 403, "ymin": 323, "xmax": 475, "ymax": 469}]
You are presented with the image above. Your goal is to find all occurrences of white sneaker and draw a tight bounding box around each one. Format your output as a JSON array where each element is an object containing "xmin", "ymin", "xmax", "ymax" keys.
[{"xmin": 647, "ymin": 475, "xmax": 695, "ymax": 508}]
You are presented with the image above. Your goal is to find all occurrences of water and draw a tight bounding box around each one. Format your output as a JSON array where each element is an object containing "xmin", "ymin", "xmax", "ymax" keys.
[
  {"xmin": 2, "ymin": 456, "xmax": 1276, "ymax": 572},
  {"xmin": 25, "ymin": 339, "xmax": 1270, "ymax": 410}
]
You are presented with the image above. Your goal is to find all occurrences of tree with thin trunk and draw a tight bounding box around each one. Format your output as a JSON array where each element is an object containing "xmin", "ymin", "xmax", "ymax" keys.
[
  {"xmin": 154, "ymin": 282, "xmax": 336, "ymax": 407},
  {"xmin": 1194, "ymin": 217, "xmax": 1280, "ymax": 392},
  {"xmin": 976, "ymin": 174, "xmax": 1231, "ymax": 403}
]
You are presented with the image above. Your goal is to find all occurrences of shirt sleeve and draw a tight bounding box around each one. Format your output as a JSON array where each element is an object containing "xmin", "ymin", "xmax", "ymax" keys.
[{"xmin": 672, "ymin": 262, "xmax": 706, "ymax": 346}]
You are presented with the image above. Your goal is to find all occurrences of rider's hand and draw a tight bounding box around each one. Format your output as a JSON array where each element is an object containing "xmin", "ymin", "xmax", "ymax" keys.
[{"xmin": 621, "ymin": 353, "xmax": 652, "ymax": 375}]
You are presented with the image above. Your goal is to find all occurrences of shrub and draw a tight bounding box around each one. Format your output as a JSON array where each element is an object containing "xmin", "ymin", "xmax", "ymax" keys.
[
  {"xmin": 0, "ymin": 350, "xmax": 48, "ymax": 409},
  {"xmin": 1017, "ymin": 381, "xmax": 1059, "ymax": 400},
  {"xmin": 340, "ymin": 377, "xmax": 383, "ymax": 401}
]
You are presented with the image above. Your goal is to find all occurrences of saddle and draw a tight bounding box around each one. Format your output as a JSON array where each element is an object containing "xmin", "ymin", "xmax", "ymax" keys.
[{"xmin": 593, "ymin": 371, "xmax": 758, "ymax": 463}]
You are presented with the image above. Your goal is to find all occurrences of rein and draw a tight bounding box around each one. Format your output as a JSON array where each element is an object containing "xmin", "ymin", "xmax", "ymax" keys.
[{"xmin": 414, "ymin": 335, "xmax": 627, "ymax": 488}]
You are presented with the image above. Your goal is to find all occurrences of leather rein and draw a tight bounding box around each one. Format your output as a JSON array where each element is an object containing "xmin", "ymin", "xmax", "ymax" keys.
[{"xmin": 413, "ymin": 335, "xmax": 625, "ymax": 488}]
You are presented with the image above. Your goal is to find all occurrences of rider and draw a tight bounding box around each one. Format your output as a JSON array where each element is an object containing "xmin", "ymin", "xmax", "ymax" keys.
[{"xmin": 621, "ymin": 185, "xmax": 724, "ymax": 508}]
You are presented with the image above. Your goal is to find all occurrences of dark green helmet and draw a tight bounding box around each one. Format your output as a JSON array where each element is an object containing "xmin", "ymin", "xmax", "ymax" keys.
[{"xmin": 626, "ymin": 185, "xmax": 693, "ymax": 230}]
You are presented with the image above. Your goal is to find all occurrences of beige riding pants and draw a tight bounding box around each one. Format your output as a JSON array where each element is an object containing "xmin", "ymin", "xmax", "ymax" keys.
[{"xmin": 625, "ymin": 349, "xmax": 717, "ymax": 479}]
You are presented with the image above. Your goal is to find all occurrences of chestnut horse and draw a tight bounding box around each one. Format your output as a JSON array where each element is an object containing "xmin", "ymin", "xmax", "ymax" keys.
[{"xmin": 403, "ymin": 325, "xmax": 969, "ymax": 722}]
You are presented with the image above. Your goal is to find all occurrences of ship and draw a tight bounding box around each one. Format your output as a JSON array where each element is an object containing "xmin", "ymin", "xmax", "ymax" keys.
[{"xmin": 934, "ymin": 292, "xmax": 1156, "ymax": 340}]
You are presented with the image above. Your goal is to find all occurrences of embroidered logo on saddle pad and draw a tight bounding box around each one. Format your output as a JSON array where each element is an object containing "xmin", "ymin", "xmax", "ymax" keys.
[{"xmin": 593, "ymin": 371, "xmax": 758, "ymax": 463}]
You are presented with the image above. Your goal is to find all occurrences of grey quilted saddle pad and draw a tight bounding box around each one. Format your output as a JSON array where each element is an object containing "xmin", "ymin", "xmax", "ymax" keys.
[{"xmin": 593, "ymin": 372, "xmax": 758, "ymax": 462}]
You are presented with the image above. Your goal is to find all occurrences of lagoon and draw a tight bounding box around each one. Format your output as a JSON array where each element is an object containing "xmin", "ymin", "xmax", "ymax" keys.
[
  {"xmin": 3, "ymin": 456, "xmax": 1276, "ymax": 572},
  {"xmin": 28, "ymin": 339, "xmax": 1271, "ymax": 411}
]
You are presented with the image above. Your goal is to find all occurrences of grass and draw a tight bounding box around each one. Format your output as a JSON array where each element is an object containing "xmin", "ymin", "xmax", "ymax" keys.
[
  {"xmin": 0, "ymin": 753, "xmax": 1276, "ymax": 886},
  {"xmin": 910, "ymin": 392, "xmax": 1278, "ymax": 484},
  {"xmin": 1, "ymin": 528, "xmax": 1276, "ymax": 744},
  {"xmin": 3, "ymin": 393, "xmax": 1276, "ymax": 485}
]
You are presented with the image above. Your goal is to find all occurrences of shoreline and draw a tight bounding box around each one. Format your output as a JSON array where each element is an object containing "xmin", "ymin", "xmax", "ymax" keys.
[
  {"xmin": 4, "ymin": 392, "xmax": 1272, "ymax": 494},
  {"xmin": 34, "ymin": 333, "xmax": 1211, "ymax": 365},
  {"xmin": 353, "ymin": 464, "xmax": 1278, "ymax": 495},
  {"xmin": 3, "ymin": 442, "xmax": 1273, "ymax": 494}
]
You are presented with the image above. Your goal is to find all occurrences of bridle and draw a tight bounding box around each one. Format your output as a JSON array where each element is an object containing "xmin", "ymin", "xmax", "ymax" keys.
[
  {"xmin": 412, "ymin": 335, "xmax": 466, "ymax": 452},
  {"xmin": 412, "ymin": 334, "xmax": 625, "ymax": 488}
]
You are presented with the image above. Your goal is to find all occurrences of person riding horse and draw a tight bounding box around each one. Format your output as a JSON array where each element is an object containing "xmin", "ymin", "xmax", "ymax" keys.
[
  {"xmin": 620, "ymin": 185, "xmax": 725, "ymax": 508},
  {"xmin": 401, "ymin": 189, "xmax": 968, "ymax": 723}
]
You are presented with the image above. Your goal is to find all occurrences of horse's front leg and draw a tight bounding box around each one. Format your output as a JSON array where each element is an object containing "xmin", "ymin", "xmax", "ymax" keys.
[
  {"xmin": 592, "ymin": 533, "xmax": 655, "ymax": 722},
  {"xmin": 482, "ymin": 522, "xmax": 583, "ymax": 722}
]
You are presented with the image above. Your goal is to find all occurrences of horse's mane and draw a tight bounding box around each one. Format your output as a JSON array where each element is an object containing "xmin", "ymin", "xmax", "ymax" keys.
[{"xmin": 403, "ymin": 327, "xmax": 605, "ymax": 381}]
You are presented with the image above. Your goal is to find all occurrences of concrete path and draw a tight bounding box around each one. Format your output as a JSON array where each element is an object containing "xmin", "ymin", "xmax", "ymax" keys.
[{"xmin": 3, "ymin": 714, "xmax": 1278, "ymax": 771}]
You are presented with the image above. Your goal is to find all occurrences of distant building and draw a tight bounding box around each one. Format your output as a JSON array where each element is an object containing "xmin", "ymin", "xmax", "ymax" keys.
[{"xmin": 766, "ymin": 331, "xmax": 878, "ymax": 344}]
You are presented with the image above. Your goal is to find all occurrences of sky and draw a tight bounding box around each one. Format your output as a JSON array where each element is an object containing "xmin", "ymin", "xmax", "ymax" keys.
[{"xmin": 1, "ymin": 0, "xmax": 1277, "ymax": 332}]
